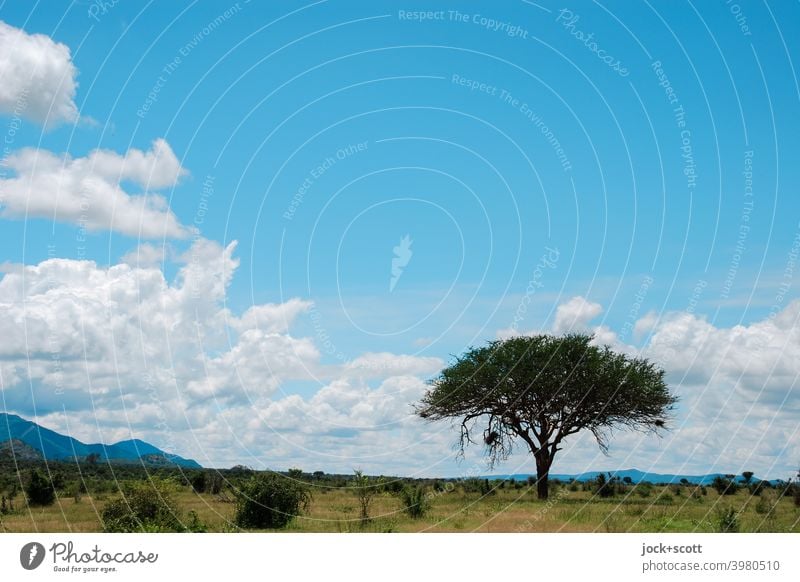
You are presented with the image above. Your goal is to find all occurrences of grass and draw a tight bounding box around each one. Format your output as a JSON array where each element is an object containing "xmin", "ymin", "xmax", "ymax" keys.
[{"xmin": 1, "ymin": 484, "xmax": 799, "ymax": 533}]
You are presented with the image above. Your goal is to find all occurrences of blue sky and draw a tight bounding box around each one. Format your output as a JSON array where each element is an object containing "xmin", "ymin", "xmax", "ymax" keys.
[{"xmin": 0, "ymin": 1, "xmax": 798, "ymax": 479}]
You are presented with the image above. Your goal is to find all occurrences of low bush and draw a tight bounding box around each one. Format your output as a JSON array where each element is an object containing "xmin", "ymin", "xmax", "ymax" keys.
[
  {"xmin": 234, "ymin": 472, "xmax": 311, "ymax": 529},
  {"xmin": 398, "ymin": 485, "xmax": 430, "ymax": 519},
  {"xmin": 102, "ymin": 479, "xmax": 200, "ymax": 532},
  {"xmin": 717, "ymin": 507, "xmax": 740, "ymax": 533}
]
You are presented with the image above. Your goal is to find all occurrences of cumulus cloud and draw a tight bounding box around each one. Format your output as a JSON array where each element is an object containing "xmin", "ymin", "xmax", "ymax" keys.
[
  {"xmin": 0, "ymin": 20, "xmax": 79, "ymax": 127},
  {"xmin": 0, "ymin": 240, "xmax": 447, "ymax": 470},
  {"xmin": 342, "ymin": 352, "xmax": 443, "ymax": 379},
  {"xmin": 0, "ymin": 139, "xmax": 190, "ymax": 238},
  {"xmin": 552, "ymin": 295, "xmax": 604, "ymax": 333},
  {"xmin": 260, "ymin": 375, "xmax": 428, "ymax": 433}
]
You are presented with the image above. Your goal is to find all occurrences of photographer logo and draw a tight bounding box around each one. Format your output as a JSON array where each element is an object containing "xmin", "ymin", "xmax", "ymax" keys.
[{"xmin": 20, "ymin": 542, "xmax": 46, "ymax": 570}]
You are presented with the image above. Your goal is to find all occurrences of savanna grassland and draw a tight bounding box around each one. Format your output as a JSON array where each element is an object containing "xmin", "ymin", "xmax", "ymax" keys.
[{"xmin": 1, "ymin": 463, "xmax": 798, "ymax": 533}]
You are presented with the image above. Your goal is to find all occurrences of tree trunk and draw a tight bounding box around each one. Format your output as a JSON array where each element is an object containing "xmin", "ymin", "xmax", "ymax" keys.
[{"xmin": 535, "ymin": 450, "xmax": 551, "ymax": 500}]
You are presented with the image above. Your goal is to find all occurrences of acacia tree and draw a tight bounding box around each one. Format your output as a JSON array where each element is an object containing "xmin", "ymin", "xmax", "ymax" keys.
[{"xmin": 416, "ymin": 333, "xmax": 677, "ymax": 500}]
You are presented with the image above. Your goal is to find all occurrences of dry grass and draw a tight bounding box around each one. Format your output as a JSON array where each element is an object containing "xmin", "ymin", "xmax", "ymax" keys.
[{"xmin": 1, "ymin": 485, "xmax": 798, "ymax": 533}]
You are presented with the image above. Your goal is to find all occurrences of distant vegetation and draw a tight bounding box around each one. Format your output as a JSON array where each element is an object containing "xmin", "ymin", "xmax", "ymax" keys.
[{"xmin": 0, "ymin": 458, "xmax": 798, "ymax": 533}]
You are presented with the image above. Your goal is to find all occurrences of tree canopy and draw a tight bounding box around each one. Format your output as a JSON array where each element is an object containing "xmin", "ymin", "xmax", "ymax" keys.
[{"xmin": 416, "ymin": 333, "xmax": 677, "ymax": 499}]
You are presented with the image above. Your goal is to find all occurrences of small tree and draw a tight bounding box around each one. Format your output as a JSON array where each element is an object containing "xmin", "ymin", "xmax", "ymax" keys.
[
  {"xmin": 398, "ymin": 485, "xmax": 430, "ymax": 518},
  {"xmin": 234, "ymin": 472, "xmax": 310, "ymax": 530},
  {"xmin": 25, "ymin": 469, "xmax": 56, "ymax": 506},
  {"xmin": 794, "ymin": 467, "xmax": 800, "ymax": 508},
  {"xmin": 595, "ymin": 473, "xmax": 615, "ymax": 498},
  {"xmin": 741, "ymin": 471, "xmax": 754, "ymax": 485},
  {"xmin": 417, "ymin": 334, "xmax": 677, "ymax": 499},
  {"xmin": 351, "ymin": 470, "xmax": 382, "ymax": 524}
]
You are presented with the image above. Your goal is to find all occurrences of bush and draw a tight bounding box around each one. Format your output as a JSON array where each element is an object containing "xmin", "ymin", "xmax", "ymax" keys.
[
  {"xmin": 717, "ymin": 507, "xmax": 740, "ymax": 533},
  {"xmin": 102, "ymin": 479, "xmax": 197, "ymax": 532},
  {"xmin": 711, "ymin": 476, "xmax": 737, "ymax": 496},
  {"xmin": 595, "ymin": 473, "xmax": 615, "ymax": 498},
  {"xmin": 234, "ymin": 472, "xmax": 311, "ymax": 529},
  {"xmin": 25, "ymin": 469, "xmax": 56, "ymax": 506},
  {"xmin": 398, "ymin": 485, "xmax": 430, "ymax": 519}
]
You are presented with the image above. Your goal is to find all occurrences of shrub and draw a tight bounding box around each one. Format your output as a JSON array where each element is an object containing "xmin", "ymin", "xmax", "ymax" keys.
[
  {"xmin": 25, "ymin": 469, "xmax": 56, "ymax": 506},
  {"xmin": 102, "ymin": 479, "xmax": 195, "ymax": 532},
  {"xmin": 351, "ymin": 470, "xmax": 382, "ymax": 524},
  {"xmin": 794, "ymin": 468, "xmax": 800, "ymax": 507},
  {"xmin": 717, "ymin": 507, "xmax": 740, "ymax": 533},
  {"xmin": 398, "ymin": 485, "xmax": 430, "ymax": 519},
  {"xmin": 711, "ymin": 476, "xmax": 736, "ymax": 496},
  {"xmin": 190, "ymin": 472, "xmax": 206, "ymax": 493},
  {"xmin": 595, "ymin": 473, "xmax": 614, "ymax": 498},
  {"xmin": 234, "ymin": 472, "xmax": 311, "ymax": 529}
]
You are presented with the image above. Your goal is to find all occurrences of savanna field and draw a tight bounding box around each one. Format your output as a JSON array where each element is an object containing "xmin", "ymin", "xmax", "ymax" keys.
[{"xmin": 1, "ymin": 465, "xmax": 798, "ymax": 534}]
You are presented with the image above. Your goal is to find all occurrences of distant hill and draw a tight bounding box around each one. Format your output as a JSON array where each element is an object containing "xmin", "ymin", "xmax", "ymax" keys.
[
  {"xmin": 0, "ymin": 413, "xmax": 200, "ymax": 468},
  {"xmin": 0, "ymin": 438, "xmax": 43, "ymax": 461},
  {"xmin": 489, "ymin": 468, "xmax": 777, "ymax": 485}
]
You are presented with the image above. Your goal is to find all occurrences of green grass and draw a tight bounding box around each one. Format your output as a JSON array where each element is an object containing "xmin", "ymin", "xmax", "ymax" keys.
[{"xmin": 1, "ymin": 484, "xmax": 798, "ymax": 533}]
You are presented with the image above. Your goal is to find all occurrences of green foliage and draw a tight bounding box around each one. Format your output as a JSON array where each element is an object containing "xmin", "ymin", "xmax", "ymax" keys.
[
  {"xmin": 234, "ymin": 472, "xmax": 311, "ymax": 529},
  {"xmin": 717, "ymin": 507, "xmax": 740, "ymax": 533},
  {"xmin": 595, "ymin": 473, "xmax": 615, "ymax": 498},
  {"xmin": 351, "ymin": 470, "xmax": 382, "ymax": 524},
  {"xmin": 189, "ymin": 471, "xmax": 206, "ymax": 493},
  {"xmin": 711, "ymin": 476, "xmax": 737, "ymax": 496},
  {"xmin": 25, "ymin": 469, "xmax": 56, "ymax": 506},
  {"xmin": 102, "ymin": 479, "xmax": 197, "ymax": 532},
  {"xmin": 398, "ymin": 485, "xmax": 430, "ymax": 519},
  {"xmin": 416, "ymin": 333, "xmax": 676, "ymax": 500}
]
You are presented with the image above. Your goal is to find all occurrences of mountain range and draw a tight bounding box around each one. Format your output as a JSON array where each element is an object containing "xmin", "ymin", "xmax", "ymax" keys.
[{"xmin": 0, "ymin": 413, "xmax": 200, "ymax": 468}]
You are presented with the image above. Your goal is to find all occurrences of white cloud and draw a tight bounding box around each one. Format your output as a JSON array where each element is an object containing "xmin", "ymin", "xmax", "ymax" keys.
[
  {"xmin": 552, "ymin": 295, "xmax": 603, "ymax": 333},
  {"xmin": 0, "ymin": 139, "xmax": 190, "ymax": 238},
  {"xmin": 0, "ymin": 20, "xmax": 78, "ymax": 127},
  {"xmin": 0, "ymin": 240, "xmax": 447, "ymax": 471},
  {"xmin": 342, "ymin": 352, "xmax": 443, "ymax": 379},
  {"xmin": 120, "ymin": 243, "xmax": 170, "ymax": 268}
]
